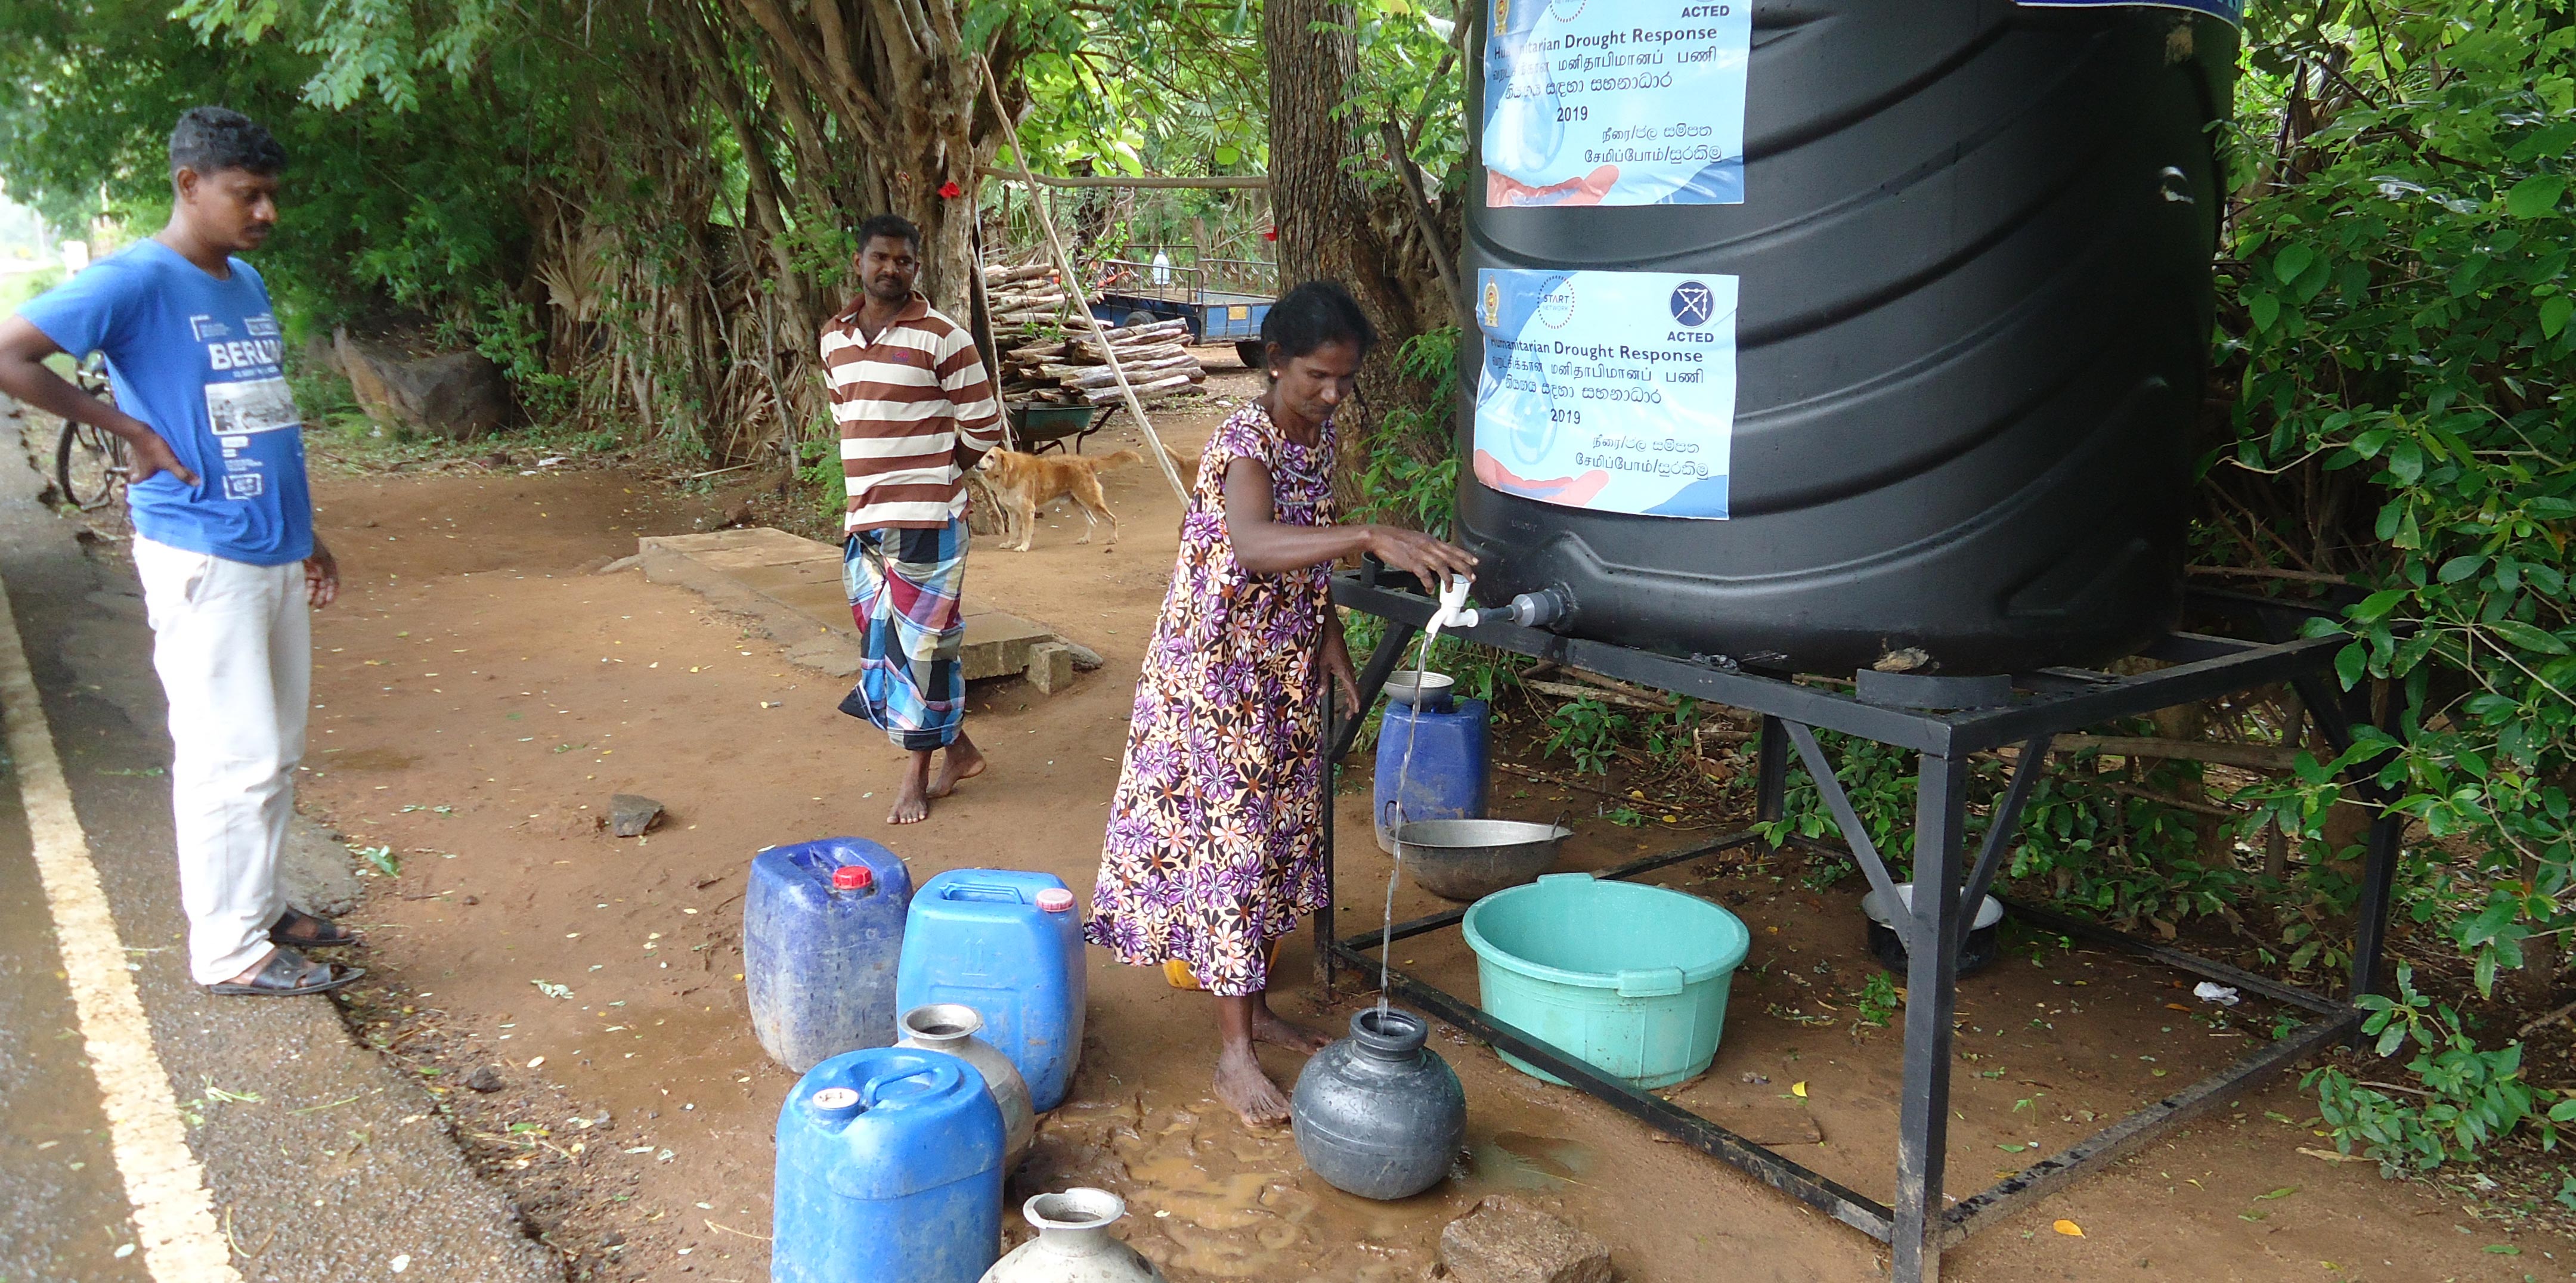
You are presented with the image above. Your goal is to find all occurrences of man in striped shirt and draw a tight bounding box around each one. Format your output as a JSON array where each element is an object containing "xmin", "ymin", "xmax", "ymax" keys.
[{"xmin": 824, "ymin": 213, "xmax": 1002, "ymax": 824}]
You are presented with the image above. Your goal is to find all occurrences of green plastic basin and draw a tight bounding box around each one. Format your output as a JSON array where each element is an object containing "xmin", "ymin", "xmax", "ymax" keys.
[{"xmin": 1462, "ymin": 872, "xmax": 1751, "ymax": 1089}]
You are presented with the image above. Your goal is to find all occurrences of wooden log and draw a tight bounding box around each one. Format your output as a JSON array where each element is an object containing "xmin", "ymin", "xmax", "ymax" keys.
[
  {"xmin": 1091, "ymin": 318, "xmax": 1188, "ymax": 344},
  {"xmin": 1005, "ymin": 339, "xmax": 1071, "ymax": 363},
  {"xmin": 982, "ymin": 262, "xmax": 1055, "ymax": 285},
  {"xmin": 1041, "ymin": 354, "xmax": 1200, "ymax": 385},
  {"xmin": 1082, "ymin": 373, "xmax": 1193, "ymax": 403},
  {"xmin": 1067, "ymin": 341, "xmax": 1190, "ymax": 365},
  {"xmin": 2043, "ymin": 735, "xmax": 2301, "ymax": 771}
]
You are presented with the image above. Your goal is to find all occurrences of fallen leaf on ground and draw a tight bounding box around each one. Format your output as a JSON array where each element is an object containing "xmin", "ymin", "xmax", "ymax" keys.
[
  {"xmin": 2296, "ymin": 1147, "xmax": 2368, "ymax": 1163},
  {"xmin": 2052, "ymin": 1220, "xmax": 2083, "ymax": 1238}
]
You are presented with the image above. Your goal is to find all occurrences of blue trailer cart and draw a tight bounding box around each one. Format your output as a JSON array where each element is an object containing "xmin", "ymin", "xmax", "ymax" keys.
[{"xmin": 1089, "ymin": 258, "xmax": 1276, "ymax": 368}]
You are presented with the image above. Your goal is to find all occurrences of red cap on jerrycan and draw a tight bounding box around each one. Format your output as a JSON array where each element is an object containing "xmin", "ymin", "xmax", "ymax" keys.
[
  {"xmin": 831, "ymin": 865, "xmax": 873, "ymax": 891},
  {"xmin": 1036, "ymin": 888, "xmax": 1075, "ymax": 913}
]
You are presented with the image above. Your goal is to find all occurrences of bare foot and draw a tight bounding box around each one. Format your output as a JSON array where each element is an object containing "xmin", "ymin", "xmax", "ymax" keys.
[
  {"xmin": 887, "ymin": 755, "xmax": 934, "ymax": 825},
  {"xmin": 1252, "ymin": 1004, "xmax": 1335, "ymax": 1054},
  {"xmin": 1213, "ymin": 1045, "xmax": 1292, "ymax": 1127},
  {"xmin": 927, "ymin": 735, "xmax": 987, "ymax": 800}
]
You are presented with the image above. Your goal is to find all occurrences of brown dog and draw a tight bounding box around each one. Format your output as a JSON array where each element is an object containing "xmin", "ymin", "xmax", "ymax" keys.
[{"xmin": 977, "ymin": 447, "xmax": 1141, "ymax": 551}]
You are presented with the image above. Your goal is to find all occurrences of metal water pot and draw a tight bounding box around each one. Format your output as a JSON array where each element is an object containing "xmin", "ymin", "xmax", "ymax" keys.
[
  {"xmin": 1289, "ymin": 1007, "xmax": 1466, "ymax": 1200},
  {"xmin": 897, "ymin": 1003, "xmax": 1036, "ymax": 1169},
  {"xmin": 979, "ymin": 1188, "xmax": 1168, "ymax": 1283}
]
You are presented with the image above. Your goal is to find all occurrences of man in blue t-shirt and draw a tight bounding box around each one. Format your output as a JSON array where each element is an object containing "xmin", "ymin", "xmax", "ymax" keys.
[{"xmin": 0, "ymin": 107, "xmax": 362, "ymax": 997}]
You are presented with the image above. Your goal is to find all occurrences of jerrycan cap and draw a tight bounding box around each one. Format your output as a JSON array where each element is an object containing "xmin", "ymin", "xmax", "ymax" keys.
[
  {"xmin": 831, "ymin": 865, "xmax": 874, "ymax": 891},
  {"xmin": 809, "ymin": 1086, "xmax": 862, "ymax": 1120},
  {"xmin": 1035, "ymin": 888, "xmax": 1075, "ymax": 913}
]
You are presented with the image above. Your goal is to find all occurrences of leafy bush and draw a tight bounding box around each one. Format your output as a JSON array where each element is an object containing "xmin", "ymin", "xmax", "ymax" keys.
[
  {"xmin": 2221, "ymin": 0, "xmax": 2576, "ymax": 995},
  {"xmin": 2302, "ymin": 966, "xmax": 2576, "ymax": 1174},
  {"xmin": 1540, "ymin": 696, "xmax": 1628, "ymax": 776}
]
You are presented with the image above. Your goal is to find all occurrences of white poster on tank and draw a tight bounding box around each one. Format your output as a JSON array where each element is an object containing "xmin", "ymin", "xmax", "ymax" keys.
[
  {"xmin": 1473, "ymin": 268, "xmax": 1737, "ymax": 519},
  {"xmin": 1481, "ymin": 0, "xmax": 1751, "ymax": 206}
]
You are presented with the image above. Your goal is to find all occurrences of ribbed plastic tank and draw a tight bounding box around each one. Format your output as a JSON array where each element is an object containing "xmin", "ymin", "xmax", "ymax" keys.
[{"xmin": 1457, "ymin": 1, "xmax": 2236, "ymax": 676}]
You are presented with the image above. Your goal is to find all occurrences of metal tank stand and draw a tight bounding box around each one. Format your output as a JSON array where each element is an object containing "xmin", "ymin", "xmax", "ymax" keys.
[{"xmin": 1316, "ymin": 567, "xmax": 2402, "ymax": 1283}]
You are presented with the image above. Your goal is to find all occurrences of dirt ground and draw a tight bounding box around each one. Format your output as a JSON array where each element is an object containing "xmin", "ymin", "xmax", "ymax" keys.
[{"xmin": 284, "ymin": 367, "xmax": 2574, "ymax": 1282}]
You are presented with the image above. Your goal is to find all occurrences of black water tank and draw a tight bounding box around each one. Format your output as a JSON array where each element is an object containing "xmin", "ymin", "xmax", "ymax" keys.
[{"xmin": 1456, "ymin": 1, "xmax": 2235, "ymax": 676}]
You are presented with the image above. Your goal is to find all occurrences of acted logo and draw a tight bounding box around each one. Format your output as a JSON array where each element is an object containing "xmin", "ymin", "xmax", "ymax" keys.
[{"xmin": 1668, "ymin": 280, "xmax": 1717, "ymax": 327}]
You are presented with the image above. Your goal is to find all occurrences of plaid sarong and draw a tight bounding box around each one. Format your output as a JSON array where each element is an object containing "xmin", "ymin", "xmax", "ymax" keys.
[{"xmin": 837, "ymin": 518, "xmax": 968, "ymax": 751}]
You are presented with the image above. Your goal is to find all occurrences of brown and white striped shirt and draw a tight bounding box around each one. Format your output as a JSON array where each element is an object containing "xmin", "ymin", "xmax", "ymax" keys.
[{"xmin": 821, "ymin": 293, "xmax": 1002, "ymax": 531}]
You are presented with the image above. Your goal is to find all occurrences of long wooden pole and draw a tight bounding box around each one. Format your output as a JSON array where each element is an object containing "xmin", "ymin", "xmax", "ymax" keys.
[{"xmin": 977, "ymin": 59, "xmax": 1191, "ymax": 505}]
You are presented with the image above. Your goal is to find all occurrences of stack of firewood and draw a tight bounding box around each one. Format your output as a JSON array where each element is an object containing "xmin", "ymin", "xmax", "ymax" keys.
[
  {"xmin": 994, "ymin": 318, "xmax": 1206, "ymax": 405},
  {"xmin": 982, "ymin": 262, "xmax": 1083, "ymax": 327}
]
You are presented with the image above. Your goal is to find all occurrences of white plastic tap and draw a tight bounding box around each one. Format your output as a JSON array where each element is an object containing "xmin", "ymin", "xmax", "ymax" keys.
[{"xmin": 1429, "ymin": 575, "xmax": 1480, "ymax": 631}]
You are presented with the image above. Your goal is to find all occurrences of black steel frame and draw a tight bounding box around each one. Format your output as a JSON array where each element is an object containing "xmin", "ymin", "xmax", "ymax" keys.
[{"xmin": 1318, "ymin": 570, "xmax": 2403, "ymax": 1283}]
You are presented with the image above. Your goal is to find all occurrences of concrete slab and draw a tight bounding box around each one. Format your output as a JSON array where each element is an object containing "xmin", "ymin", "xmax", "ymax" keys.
[{"xmin": 637, "ymin": 529, "xmax": 1074, "ymax": 692}]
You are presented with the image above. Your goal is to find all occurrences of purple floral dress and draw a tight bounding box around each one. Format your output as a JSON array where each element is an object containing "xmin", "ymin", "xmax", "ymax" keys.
[{"xmin": 1085, "ymin": 402, "xmax": 1337, "ymax": 996}]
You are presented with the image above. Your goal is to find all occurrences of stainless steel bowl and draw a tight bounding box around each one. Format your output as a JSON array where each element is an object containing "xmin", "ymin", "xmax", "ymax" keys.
[
  {"xmin": 1392, "ymin": 818, "xmax": 1571, "ymax": 901},
  {"xmin": 1382, "ymin": 671, "xmax": 1456, "ymax": 707}
]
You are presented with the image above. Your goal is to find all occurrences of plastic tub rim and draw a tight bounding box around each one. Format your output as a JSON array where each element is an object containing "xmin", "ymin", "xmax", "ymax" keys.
[{"xmin": 1462, "ymin": 874, "xmax": 1751, "ymax": 991}]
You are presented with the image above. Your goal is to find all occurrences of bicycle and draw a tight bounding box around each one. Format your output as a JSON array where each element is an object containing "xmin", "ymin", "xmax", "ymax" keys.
[{"xmin": 53, "ymin": 352, "xmax": 130, "ymax": 516}]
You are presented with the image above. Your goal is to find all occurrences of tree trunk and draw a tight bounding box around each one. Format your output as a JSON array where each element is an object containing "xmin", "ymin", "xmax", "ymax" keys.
[
  {"xmin": 1265, "ymin": 0, "xmax": 1458, "ymax": 463},
  {"xmin": 717, "ymin": 0, "xmax": 1013, "ymax": 317}
]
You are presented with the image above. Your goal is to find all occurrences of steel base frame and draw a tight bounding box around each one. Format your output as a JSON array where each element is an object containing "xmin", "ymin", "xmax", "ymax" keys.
[{"xmin": 1318, "ymin": 571, "xmax": 2402, "ymax": 1283}]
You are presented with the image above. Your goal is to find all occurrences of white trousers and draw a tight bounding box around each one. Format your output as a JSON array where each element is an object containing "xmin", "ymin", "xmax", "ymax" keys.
[{"xmin": 131, "ymin": 536, "xmax": 311, "ymax": 984}]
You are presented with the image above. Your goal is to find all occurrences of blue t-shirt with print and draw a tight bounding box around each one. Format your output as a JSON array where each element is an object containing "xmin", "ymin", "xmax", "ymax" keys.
[{"xmin": 18, "ymin": 240, "xmax": 311, "ymax": 565}]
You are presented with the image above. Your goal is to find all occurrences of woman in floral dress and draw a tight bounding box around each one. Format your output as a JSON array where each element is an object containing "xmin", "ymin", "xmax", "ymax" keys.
[{"xmin": 1086, "ymin": 281, "xmax": 1476, "ymax": 1125}]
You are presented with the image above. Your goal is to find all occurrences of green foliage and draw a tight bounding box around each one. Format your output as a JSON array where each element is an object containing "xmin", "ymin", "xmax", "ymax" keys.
[
  {"xmin": 0, "ymin": 265, "xmax": 63, "ymax": 318},
  {"xmin": 2222, "ymin": 0, "xmax": 2576, "ymax": 992},
  {"xmin": 1541, "ymin": 696, "xmax": 1628, "ymax": 776},
  {"xmin": 1754, "ymin": 729, "xmax": 2231, "ymax": 932},
  {"xmin": 1355, "ymin": 326, "xmax": 1464, "ymax": 531},
  {"xmin": 1852, "ymin": 971, "xmax": 1900, "ymax": 1029},
  {"xmin": 0, "ymin": 0, "xmax": 556, "ymax": 340},
  {"xmin": 796, "ymin": 429, "xmax": 848, "ymax": 525},
  {"xmin": 1335, "ymin": 0, "xmax": 1467, "ymax": 193},
  {"xmin": 2301, "ymin": 966, "xmax": 2576, "ymax": 1174}
]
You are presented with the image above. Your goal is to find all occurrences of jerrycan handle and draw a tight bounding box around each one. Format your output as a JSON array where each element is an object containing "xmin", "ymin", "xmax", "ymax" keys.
[
  {"xmin": 1615, "ymin": 966, "xmax": 1686, "ymax": 998},
  {"xmin": 860, "ymin": 1059, "xmax": 962, "ymax": 1108},
  {"xmin": 940, "ymin": 880, "xmax": 1032, "ymax": 904}
]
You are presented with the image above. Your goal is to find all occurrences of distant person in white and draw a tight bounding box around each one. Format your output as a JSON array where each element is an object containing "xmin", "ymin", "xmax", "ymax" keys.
[
  {"xmin": 0, "ymin": 107, "xmax": 358, "ymax": 997},
  {"xmin": 1151, "ymin": 249, "xmax": 1172, "ymax": 286}
]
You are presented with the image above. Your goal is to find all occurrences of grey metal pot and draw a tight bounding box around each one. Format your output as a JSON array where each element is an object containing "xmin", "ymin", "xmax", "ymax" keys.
[
  {"xmin": 897, "ymin": 1003, "xmax": 1036, "ymax": 1169},
  {"xmin": 1289, "ymin": 1007, "xmax": 1465, "ymax": 1201}
]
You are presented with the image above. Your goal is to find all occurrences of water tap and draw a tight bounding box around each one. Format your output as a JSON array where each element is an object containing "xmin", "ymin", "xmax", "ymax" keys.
[{"xmin": 1429, "ymin": 575, "xmax": 1479, "ymax": 631}]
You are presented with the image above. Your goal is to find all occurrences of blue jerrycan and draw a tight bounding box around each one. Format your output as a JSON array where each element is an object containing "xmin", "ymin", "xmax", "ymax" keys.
[
  {"xmin": 746, "ymin": 838, "xmax": 913, "ymax": 1072},
  {"xmin": 1373, "ymin": 695, "xmax": 1491, "ymax": 852},
  {"xmin": 772, "ymin": 1046, "xmax": 1004, "ymax": 1283},
  {"xmin": 896, "ymin": 869, "xmax": 1086, "ymax": 1111}
]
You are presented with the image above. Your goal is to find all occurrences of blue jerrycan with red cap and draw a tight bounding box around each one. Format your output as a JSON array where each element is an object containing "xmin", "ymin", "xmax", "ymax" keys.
[
  {"xmin": 771, "ymin": 1045, "xmax": 1004, "ymax": 1283},
  {"xmin": 747, "ymin": 838, "xmax": 914, "ymax": 1072},
  {"xmin": 896, "ymin": 869, "xmax": 1086, "ymax": 1110}
]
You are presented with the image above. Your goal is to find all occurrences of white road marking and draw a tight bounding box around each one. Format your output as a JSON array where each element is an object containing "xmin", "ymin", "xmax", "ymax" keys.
[{"xmin": 0, "ymin": 574, "xmax": 243, "ymax": 1281}]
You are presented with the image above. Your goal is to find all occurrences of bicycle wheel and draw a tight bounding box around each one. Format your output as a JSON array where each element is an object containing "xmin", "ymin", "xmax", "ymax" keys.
[{"xmin": 55, "ymin": 423, "xmax": 129, "ymax": 512}]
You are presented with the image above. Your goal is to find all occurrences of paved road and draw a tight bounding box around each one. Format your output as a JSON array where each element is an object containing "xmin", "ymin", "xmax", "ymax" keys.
[{"xmin": 0, "ymin": 411, "xmax": 559, "ymax": 1283}]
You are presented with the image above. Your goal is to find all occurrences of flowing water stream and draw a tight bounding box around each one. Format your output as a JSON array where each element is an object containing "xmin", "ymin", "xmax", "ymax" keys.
[{"xmin": 1377, "ymin": 617, "xmax": 1447, "ymax": 1017}]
